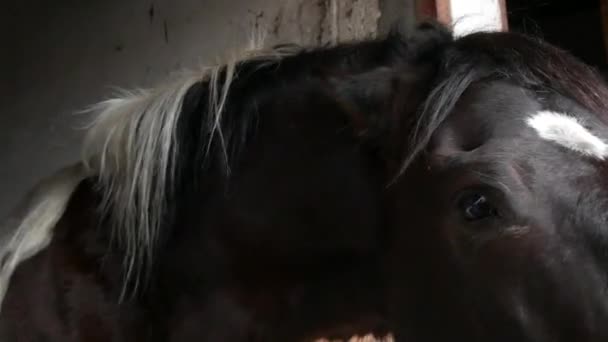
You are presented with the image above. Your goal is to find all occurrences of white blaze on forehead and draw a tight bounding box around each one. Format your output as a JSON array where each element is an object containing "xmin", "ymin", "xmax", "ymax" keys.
[{"xmin": 526, "ymin": 111, "xmax": 608, "ymax": 160}]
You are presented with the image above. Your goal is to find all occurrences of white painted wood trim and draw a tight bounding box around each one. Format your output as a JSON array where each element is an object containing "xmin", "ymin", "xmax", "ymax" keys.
[{"xmin": 447, "ymin": 0, "xmax": 507, "ymax": 36}]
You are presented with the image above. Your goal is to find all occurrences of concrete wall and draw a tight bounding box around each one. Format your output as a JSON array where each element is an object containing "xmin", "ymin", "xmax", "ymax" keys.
[{"xmin": 0, "ymin": 0, "xmax": 410, "ymax": 217}]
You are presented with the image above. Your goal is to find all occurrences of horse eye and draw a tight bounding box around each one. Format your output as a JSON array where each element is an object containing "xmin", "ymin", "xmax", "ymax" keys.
[{"xmin": 458, "ymin": 193, "xmax": 498, "ymax": 221}]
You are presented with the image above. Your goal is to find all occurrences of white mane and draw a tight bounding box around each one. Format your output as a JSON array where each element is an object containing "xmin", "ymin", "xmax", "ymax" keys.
[
  {"xmin": 0, "ymin": 163, "xmax": 86, "ymax": 312},
  {"xmin": 81, "ymin": 72, "xmax": 204, "ymax": 293},
  {"xmin": 81, "ymin": 43, "xmax": 302, "ymax": 296},
  {"xmin": 0, "ymin": 39, "xmax": 303, "ymax": 306}
]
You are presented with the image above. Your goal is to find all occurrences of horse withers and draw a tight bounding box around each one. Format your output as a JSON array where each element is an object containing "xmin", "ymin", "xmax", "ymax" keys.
[{"xmin": 3, "ymin": 21, "xmax": 608, "ymax": 341}]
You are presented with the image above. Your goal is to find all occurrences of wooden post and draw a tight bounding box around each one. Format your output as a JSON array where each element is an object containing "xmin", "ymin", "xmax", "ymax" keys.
[
  {"xmin": 498, "ymin": 0, "xmax": 509, "ymax": 32},
  {"xmin": 435, "ymin": 0, "xmax": 452, "ymax": 25},
  {"xmin": 601, "ymin": 0, "xmax": 608, "ymax": 64}
]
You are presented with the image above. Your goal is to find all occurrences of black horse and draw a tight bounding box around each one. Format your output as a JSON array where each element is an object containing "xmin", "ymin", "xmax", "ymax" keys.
[{"xmin": 2, "ymin": 21, "xmax": 608, "ymax": 341}]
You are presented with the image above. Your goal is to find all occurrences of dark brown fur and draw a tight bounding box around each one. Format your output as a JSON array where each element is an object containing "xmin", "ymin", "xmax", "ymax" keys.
[{"xmin": 5, "ymin": 21, "xmax": 608, "ymax": 342}]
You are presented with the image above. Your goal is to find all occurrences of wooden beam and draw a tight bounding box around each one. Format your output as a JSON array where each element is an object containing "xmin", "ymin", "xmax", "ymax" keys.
[
  {"xmin": 416, "ymin": 0, "xmax": 451, "ymax": 25},
  {"xmin": 435, "ymin": 0, "xmax": 452, "ymax": 25},
  {"xmin": 601, "ymin": 0, "xmax": 608, "ymax": 64},
  {"xmin": 416, "ymin": 0, "xmax": 437, "ymax": 21},
  {"xmin": 498, "ymin": 0, "xmax": 509, "ymax": 31}
]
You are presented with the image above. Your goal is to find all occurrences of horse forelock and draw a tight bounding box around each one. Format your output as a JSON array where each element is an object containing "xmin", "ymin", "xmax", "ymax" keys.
[
  {"xmin": 80, "ymin": 42, "xmax": 303, "ymax": 298},
  {"xmin": 395, "ymin": 29, "xmax": 608, "ymax": 180}
]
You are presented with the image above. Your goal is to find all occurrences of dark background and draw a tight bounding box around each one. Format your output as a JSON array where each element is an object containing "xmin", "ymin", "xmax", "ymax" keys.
[{"xmin": 507, "ymin": 0, "xmax": 607, "ymax": 73}]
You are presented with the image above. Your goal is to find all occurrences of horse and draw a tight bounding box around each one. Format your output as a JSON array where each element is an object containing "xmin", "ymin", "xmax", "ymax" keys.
[
  {"xmin": 383, "ymin": 26, "xmax": 608, "ymax": 341},
  {"xmin": 2, "ymin": 19, "xmax": 608, "ymax": 341}
]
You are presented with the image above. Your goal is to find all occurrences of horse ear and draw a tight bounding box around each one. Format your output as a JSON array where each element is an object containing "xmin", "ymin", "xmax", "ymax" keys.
[
  {"xmin": 316, "ymin": 19, "xmax": 452, "ymax": 138},
  {"xmin": 385, "ymin": 20, "xmax": 453, "ymax": 65},
  {"xmin": 327, "ymin": 20, "xmax": 451, "ymax": 139},
  {"xmin": 329, "ymin": 64, "xmax": 436, "ymax": 155},
  {"xmin": 330, "ymin": 67, "xmax": 396, "ymax": 137}
]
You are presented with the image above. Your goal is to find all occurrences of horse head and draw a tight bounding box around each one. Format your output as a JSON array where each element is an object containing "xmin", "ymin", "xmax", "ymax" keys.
[{"xmin": 386, "ymin": 28, "xmax": 608, "ymax": 341}]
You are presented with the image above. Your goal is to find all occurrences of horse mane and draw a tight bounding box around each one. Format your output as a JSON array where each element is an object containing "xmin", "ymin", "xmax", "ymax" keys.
[
  {"xmin": 398, "ymin": 29, "xmax": 608, "ymax": 176},
  {"xmin": 81, "ymin": 42, "xmax": 303, "ymax": 297},
  {"xmin": 0, "ymin": 163, "xmax": 86, "ymax": 311},
  {"xmin": 2, "ymin": 21, "xmax": 437, "ymax": 301}
]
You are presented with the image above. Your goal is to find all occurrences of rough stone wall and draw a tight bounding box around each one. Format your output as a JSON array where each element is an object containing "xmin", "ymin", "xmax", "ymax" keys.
[
  {"xmin": 0, "ymin": 0, "xmax": 386, "ymax": 217},
  {"xmin": 245, "ymin": 0, "xmax": 381, "ymax": 46}
]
